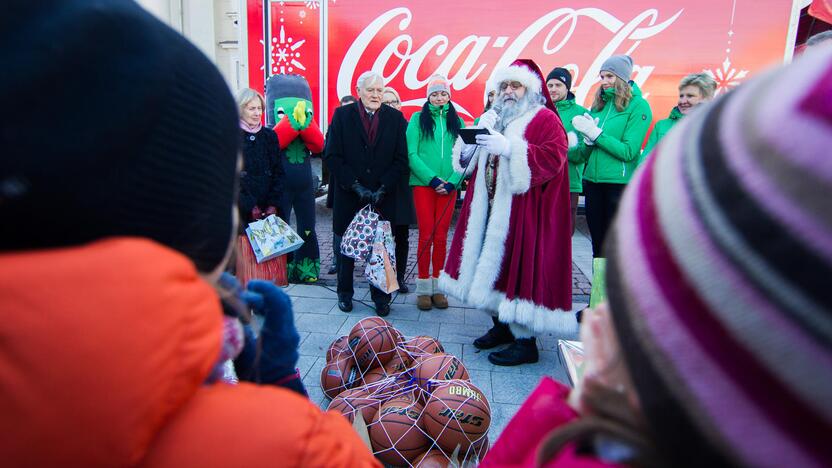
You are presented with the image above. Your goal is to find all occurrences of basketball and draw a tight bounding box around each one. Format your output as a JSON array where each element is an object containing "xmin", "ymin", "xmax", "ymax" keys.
[
  {"xmin": 423, "ymin": 381, "xmax": 491, "ymax": 453},
  {"xmin": 413, "ymin": 353, "xmax": 469, "ymax": 390},
  {"xmin": 403, "ymin": 335, "xmax": 444, "ymax": 356},
  {"xmin": 326, "ymin": 335, "xmax": 351, "ymax": 362},
  {"xmin": 360, "ymin": 367, "xmax": 388, "ymax": 386},
  {"xmin": 349, "ymin": 320, "xmax": 398, "ymax": 371},
  {"xmin": 369, "ymin": 396, "xmax": 431, "ymax": 466},
  {"xmin": 320, "ymin": 356, "xmax": 360, "ymax": 399},
  {"xmin": 413, "ymin": 449, "xmax": 450, "ymax": 467},
  {"xmin": 327, "ymin": 387, "xmax": 382, "ymax": 424},
  {"xmin": 383, "ymin": 350, "xmax": 413, "ymax": 376},
  {"xmin": 391, "ymin": 327, "xmax": 404, "ymax": 345}
]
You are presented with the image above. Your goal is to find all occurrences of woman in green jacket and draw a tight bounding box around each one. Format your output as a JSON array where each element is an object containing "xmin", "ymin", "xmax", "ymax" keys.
[
  {"xmin": 546, "ymin": 66, "xmax": 588, "ymax": 235},
  {"xmin": 406, "ymin": 75, "xmax": 465, "ymax": 310},
  {"xmin": 572, "ymin": 55, "xmax": 653, "ymax": 258},
  {"xmin": 641, "ymin": 72, "xmax": 716, "ymax": 158}
]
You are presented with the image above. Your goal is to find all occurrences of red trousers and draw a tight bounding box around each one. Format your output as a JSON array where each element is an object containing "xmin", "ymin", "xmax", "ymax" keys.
[{"xmin": 413, "ymin": 186, "xmax": 456, "ymax": 279}]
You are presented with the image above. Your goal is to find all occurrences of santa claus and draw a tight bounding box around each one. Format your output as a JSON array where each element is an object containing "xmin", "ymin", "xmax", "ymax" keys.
[{"xmin": 439, "ymin": 59, "xmax": 574, "ymax": 366}]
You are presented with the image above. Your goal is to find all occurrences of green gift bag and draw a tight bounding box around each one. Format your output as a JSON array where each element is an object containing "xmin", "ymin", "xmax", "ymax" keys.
[{"xmin": 589, "ymin": 258, "xmax": 607, "ymax": 309}]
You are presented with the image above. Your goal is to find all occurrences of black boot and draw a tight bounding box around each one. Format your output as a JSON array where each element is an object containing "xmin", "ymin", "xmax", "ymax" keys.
[
  {"xmin": 338, "ymin": 293, "xmax": 353, "ymax": 312},
  {"xmin": 473, "ymin": 317, "xmax": 515, "ymax": 350},
  {"xmin": 487, "ymin": 337, "xmax": 539, "ymax": 366},
  {"xmin": 397, "ymin": 276, "xmax": 409, "ymax": 294}
]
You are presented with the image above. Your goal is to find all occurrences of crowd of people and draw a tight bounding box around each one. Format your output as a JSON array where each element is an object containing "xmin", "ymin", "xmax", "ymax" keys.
[{"xmin": 2, "ymin": 0, "xmax": 829, "ymax": 466}]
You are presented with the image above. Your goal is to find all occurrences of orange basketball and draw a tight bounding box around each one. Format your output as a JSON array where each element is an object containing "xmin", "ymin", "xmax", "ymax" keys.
[
  {"xmin": 383, "ymin": 350, "xmax": 414, "ymax": 376},
  {"xmin": 349, "ymin": 316, "xmax": 391, "ymax": 337},
  {"xmin": 360, "ymin": 367, "xmax": 388, "ymax": 386},
  {"xmin": 369, "ymin": 396, "xmax": 431, "ymax": 466},
  {"xmin": 327, "ymin": 387, "xmax": 382, "ymax": 424},
  {"xmin": 413, "ymin": 449, "xmax": 450, "ymax": 467},
  {"xmin": 320, "ymin": 356, "xmax": 360, "ymax": 399},
  {"xmin": 326, "ymin": 335, "xmax": 351, "ymax": 362},
  {"xmin": 391, "ymin": 327, "xmax": 404, "ymax": 345},
  {"xmin": 403, "ymin": 335, "xmax": 444, "ymax": 356},
  {"xmin": 423, "ymin": 381, "xmax": 491, "ymax": 453},
  {"xmin": 413, "ymin": 353, "xmax": 469, "ymax": 390},
  {"xmin": 349, "ymin": 321, "xmax": 398, "ymax": 371}
]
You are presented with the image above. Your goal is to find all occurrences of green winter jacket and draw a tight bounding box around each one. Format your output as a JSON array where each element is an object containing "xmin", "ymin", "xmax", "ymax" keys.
[
  {"xmin": 407, "ymin": 104, "xmax": 465, "ymax": 187},
  {"xmin": 555, "ymin": 97, "xmax": 589, "ymax": 193},
  {"xmin": 641, "ymin": 106, "xmax": 683, "ymax": 161},
  {"xmin": 576, "ymin": 83, "xmax": 653, "ymax": 184}
]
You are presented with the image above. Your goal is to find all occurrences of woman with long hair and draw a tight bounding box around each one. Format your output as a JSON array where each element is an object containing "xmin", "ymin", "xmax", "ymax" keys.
[
  {"xmin": 406, "ymin": 75, "xmax": 464, "ymax": 310},
  {"xmin": 572, "ymin": 55, "xmax": 652, "ymax": 258}
]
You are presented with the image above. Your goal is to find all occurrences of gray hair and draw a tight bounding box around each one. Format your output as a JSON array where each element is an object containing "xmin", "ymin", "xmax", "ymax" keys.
[
  {"xmin": 356, "ymin": 71, "xmax": 384, "ymax": 89},
  {"xmin": 236, "ymin": 88, "xmax": 265, "ymax": 114},
  {"xmin": 679, "ymin": 73, "xmax": 717, "ymax": 100},
  {"xmin": 807, "ymin": 30, "xmax": 832, "ymax": 47}
]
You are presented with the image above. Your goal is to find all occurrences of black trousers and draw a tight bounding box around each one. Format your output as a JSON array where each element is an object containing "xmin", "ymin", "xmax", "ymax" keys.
[
  {"xmin": 583, "ymin": 181, "xmax": 626, "ymax": 258},
  {"xmin": 337, "ymin": 253, "xmax": 391, "ymax": 305},
  {"xmin": 394, "ymin": 224, "xmax": 409, "ymax": 283}
]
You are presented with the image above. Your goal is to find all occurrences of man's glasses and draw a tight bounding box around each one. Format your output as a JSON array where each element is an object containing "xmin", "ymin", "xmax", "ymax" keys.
[{"xmin": 499, "ymin": 81, "xmax": 524, "ymax": 91}]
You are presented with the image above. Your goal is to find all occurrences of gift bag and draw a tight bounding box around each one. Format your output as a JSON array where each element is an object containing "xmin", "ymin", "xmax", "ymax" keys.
[
  {"xmin": 589, "ymin": 257, "xmax": 607, "ymax": 309},
  {"xmin": 236, "ymin": 235, "xmax": 288, "ymax": 287},
  {"xmin": 364, "ymin": 220, "xmax": 399, "ymax": 294},
  {"xmin": 340, "ymin": 204, "xmax": 379, "ymax": 261},
  {"xmin": 247, "ymin": 214, "xmax": 304, "ymax": 263}
]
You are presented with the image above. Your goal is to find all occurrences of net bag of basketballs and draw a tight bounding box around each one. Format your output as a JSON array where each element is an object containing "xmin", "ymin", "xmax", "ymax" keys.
[
  {"xmin": 340, "ymin": 204, "xmax": 379, "ymax": 261},
  {"xmin": 320, "ymin": 317, "xmax": 491, "ymax": 467}
]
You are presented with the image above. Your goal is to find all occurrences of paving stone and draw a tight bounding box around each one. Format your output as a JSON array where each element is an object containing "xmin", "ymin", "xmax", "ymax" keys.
[
  {"xmin": 300, "ymin": 333, "xmax": 338, "ymax": 357},
  {"xmin": 292, "ymin": 297, "xmax": 338, "ymax": 314},
  {"xmin": 387, "ymin": 318, "xmax": 440, "ymax": 339},
  {"xmin": 297, "ymin": 354, "xmax": 319, "ymax": 380},
  {"xmin": 467, "ymin": 369, "xmax": 494, "ymax": 402},
  {"xmin": 302, "ymin": 358, "xmax": 325, "ymax": 387},
  {"xmin": 438, "ymin": 323, "xmax": 490, "ymax": 344},
  {"xmin": 295, "ymin": 312, "xmax": 347, "ymax": 334},
  {"xmin": 418, "ymin": 307, "xmax": 466, "ymax": 324},
  {"xmin": 462, "ymin": 344, "xmax": 562, "ymax": 377},
  {"xmin": 305, "ymin": 385, "xmax": 329, "ymax": 410},
  {"xmin": 491, "ymin": 373, "xmax": 546, "ymax": 405},
  {"xmin": 464, "ymin": 308, "xmax": 493, "ymax": 326},
  {"xmin": 489, "ymin": 402, "xmax": 521, "ymax": 440},
  {"xmin": 288, "ymin": 283, "xmax": 339, "ymax": 299},
  {"xmin": 440, "ymin": 341, "xmax": 463, "ymax": 358}
]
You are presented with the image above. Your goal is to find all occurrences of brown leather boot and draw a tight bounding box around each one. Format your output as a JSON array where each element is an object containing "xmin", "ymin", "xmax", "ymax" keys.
[
  {"xmin": 416, "ymin": 278, "xmax": 433, "ymax": 311},
  {"xmin": 431, "ymin": 278, "xmax": 449, "ymax": 309}
]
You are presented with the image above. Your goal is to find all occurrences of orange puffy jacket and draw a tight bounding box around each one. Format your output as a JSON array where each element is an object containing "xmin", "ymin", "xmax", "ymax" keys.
[{"xmin": 0, "ymin": 238, "xmax": 380, "ymax": 467}]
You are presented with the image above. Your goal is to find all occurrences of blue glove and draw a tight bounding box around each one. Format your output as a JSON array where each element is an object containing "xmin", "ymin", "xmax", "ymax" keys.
[
  {"xmin": 429, "ymin": 177, "xmax": 443, "ymax": 189},
  {"xmin": 443, "ymin": 182, "xmax": 455, "ymax": 193},
  {"xmin": 236, "ymin": 280, "xmax": 306, "ymax": 396}
]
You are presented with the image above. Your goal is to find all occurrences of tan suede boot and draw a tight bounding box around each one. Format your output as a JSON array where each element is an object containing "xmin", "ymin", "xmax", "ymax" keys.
[
  {"xmin": 431, "ymin": 278, "xmax": 449, "ymax": 309},
  {"xmin": 416, "ymin": 278, "xmax": 433, "ymax": 311}
]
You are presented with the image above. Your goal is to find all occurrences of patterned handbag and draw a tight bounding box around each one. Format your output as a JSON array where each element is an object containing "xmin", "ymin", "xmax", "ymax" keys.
[
  {"xmin": 340, "ymin": 204, "xmax": 379, "ymax": 261},
  {"xmin": 364, "ymin": 220, "xmax": 399, "ymax": 294}
]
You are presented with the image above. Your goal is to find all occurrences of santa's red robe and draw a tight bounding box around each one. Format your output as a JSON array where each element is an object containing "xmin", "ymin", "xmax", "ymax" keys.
[{"xmin": 440, "ymin": 105, "xmax": 574, "ymax": 334}]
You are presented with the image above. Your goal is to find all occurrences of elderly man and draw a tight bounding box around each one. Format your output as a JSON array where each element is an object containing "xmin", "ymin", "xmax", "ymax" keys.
[
  {"xmin": 324, "ymin": 71, "xmax": 409, "ymax": 316},
  {"xmin": 440, "ymin": 59, "xmax": 573, "ymax": 366}
]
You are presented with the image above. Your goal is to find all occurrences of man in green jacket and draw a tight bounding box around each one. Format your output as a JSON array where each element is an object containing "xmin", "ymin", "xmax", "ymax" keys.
[
  {"xmin": 546, "ymin": 67, "xmax": 588, "ymax": 235},
  {"xmin": 641, "ymin": 72, "xmax": 716, "ymax": 160}
]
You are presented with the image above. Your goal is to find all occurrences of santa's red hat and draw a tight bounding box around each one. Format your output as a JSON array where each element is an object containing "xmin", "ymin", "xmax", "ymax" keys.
[{"xmin": 490, "ymin": 58, "xmax": 556, "ymax": 113}]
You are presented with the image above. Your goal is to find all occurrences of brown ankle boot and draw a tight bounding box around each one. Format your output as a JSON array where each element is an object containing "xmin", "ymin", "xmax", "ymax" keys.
[
  {"xmin": 431, "ymin": 293, "xmax": 449, "ymax": 309},
  {"xmin": 416, "ymin": 278, "xmax": 433, "ymax": 311}
]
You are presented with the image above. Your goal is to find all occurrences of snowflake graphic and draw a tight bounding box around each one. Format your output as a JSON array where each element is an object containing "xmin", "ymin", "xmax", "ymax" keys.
[
  {"xmin": 303, "ymin": 0, "xmax": 335, "ymax": 9},
  {"xmin": 704, "ymin": 57, "xmax": 748, "ymax": 96},
  {"xmin": 270, "ymin": 25, "xmax": 306, "ymax": 75}
]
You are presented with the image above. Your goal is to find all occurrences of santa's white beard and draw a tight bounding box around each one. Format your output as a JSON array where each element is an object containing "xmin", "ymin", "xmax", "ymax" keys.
[{"xmin": 494, "ymin": 92, "xmax": 540, "ymax": 132}]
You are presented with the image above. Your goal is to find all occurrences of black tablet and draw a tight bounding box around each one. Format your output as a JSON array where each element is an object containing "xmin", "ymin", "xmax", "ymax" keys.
[{"xmin": 459, "ymin": 128, "xmax": 490, "ymax": 144}]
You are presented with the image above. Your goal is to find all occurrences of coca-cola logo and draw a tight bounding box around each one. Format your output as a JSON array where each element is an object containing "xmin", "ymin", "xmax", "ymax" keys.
[{"xmin": 337, "ymin": 7, "xmax": 683, "ymax": 117}]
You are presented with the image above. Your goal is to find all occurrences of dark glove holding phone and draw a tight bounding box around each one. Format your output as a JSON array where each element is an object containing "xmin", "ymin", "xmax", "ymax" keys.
[{"xmin": 235, "ymin": 280, "xmax": 306, "ymax": 396}]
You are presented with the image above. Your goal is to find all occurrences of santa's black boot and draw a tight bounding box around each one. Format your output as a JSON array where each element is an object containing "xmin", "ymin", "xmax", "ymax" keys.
[
  {"xmin": 473, "ymin": 317, "xmax": 515, "ymax": 350},
  {"xmin": 487, "ymin": 337, "xmax": 540, "ymax": 366}
]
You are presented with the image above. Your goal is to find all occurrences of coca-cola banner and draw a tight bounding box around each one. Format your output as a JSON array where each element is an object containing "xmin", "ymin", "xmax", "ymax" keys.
[{"xmin": 248, "ymin": 0, "xmax": 798, "ymax": 125}]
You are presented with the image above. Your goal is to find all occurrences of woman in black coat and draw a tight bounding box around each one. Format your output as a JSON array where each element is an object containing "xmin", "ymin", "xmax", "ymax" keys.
[
  {"xmin": 323, "ymin": 72, "xmax": 408, "ymax": 316},
  {"xmin": 237, "ymin": 88, "xmax": 284, "ymax": 231}
]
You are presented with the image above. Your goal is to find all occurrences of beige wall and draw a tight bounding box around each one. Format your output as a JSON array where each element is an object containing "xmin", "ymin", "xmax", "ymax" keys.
[{"xmin": 136, "ymin": 0, "xmax": 247, "ymax": 94}]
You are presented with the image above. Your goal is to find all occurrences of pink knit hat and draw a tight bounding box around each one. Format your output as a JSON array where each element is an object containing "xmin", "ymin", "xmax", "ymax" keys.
[{"xmin": 606, "ymin": 45, "xmax": 832, "ymax": 466}]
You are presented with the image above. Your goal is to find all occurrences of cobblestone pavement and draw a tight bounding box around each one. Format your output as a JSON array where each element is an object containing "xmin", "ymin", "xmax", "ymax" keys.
[{"xmin": 285, "ymin": 195, "xmax": 593, "ymax": 442}]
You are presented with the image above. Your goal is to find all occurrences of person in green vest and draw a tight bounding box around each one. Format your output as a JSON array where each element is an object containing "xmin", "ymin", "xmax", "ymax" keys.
[
  {"xmin": 571, "ymin": 55, "xmax": 653, "ymax": 258},
  {"xmin": 546, "ymin": 67, "xmax": 588, "ymax": 235},
  {"xmin": 406, "ymin": 75, "xmax": 465, "ymax": 311},
  {"xmin": 641, "ymin": 72, "xmax": 716, "ymax": 159}
]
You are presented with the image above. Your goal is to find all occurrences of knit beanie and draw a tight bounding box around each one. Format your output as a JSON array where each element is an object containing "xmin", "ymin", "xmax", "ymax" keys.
[
  {"xmin": 605, "ymin": 45, "xmax": 832, "ymax": 467},
  {"xmin": 426, "ymin": 75, "xmax": 451, "ymax": 98},
  {"xmin": 546, "ymin": 67, "xmax": 573, "ymax": 90},
  {"xmin": 0, "ymin": 0, "xmax": 239, "ymax": 273},
  {"xmin": 600, "ymin": 55, "xmax": 633, "ymax": 82}
]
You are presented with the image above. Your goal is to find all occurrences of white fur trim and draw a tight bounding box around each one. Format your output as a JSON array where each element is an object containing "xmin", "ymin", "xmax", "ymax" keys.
[
  {"xmin": 567, "ymin": 131, "xmax": 578, "ymax": 149},
  {"xmin": 491, "ymin": 65, "xmax": 543, "ymax": 94},
  {"xmin": 451, "ymin": 136, "xmax": 482, "ymax": 178},
  {"xmin": 501, "ymin": 106, "xmax": 543, "ymax": 194},
  {"xmin": 415, "ymin": 278, "xmax": 433, "ymax": 295}
]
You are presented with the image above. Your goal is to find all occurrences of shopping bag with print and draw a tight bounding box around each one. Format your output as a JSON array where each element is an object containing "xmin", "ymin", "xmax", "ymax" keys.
[{"xmin": 340, "ymin": 204, "xmax": 379, "ymax": 261}]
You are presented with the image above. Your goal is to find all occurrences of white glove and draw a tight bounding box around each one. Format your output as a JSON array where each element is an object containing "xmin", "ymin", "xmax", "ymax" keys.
[
  {"xmin": 572, "ymin": 113, "xmax": 602, "ymax": 142},
  {"xmin": 567, "ymin": 131, "xmax": 578, "ymax": 149},
  {"xmin": 476, "ymin": 131, "xmax": 511, "ymax": 158},
  {"xmin": 477, "ymin": 110, "xmax": 499, "ymax": 130}
]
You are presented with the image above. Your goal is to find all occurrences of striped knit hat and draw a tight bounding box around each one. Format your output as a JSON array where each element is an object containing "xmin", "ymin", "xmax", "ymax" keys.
[
  {"xmin": 606, "ymin": 46, "xmax": 832, "ymax": 467},
  {"xmin": 426, "ymin": 74, "xmax": 451, "ymax": 98}
]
